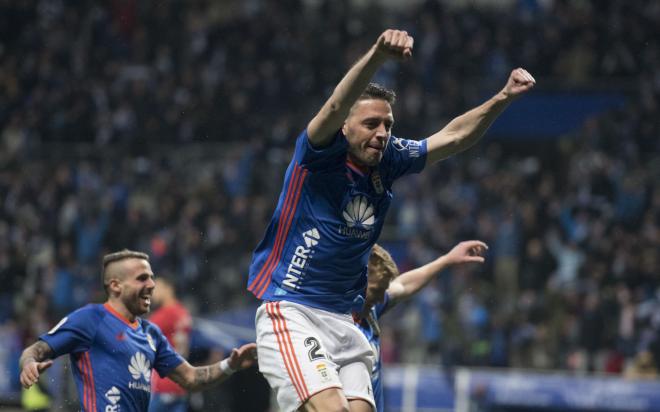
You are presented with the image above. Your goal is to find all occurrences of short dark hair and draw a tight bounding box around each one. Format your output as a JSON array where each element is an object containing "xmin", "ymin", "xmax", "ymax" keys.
[
  {"xmin": 102, "ymin": 249, "xmax": 150, "ymax": 293},
  {"xmin": 358, "ymin": 83, "xmax": 396, "ymax": 105}
]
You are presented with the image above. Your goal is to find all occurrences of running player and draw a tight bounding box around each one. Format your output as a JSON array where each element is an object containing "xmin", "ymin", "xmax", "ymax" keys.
[
  {"xmin": 148, "ymin": 277, "xmax": 193, "ymax": 412},
  {"xmin": 358, "ymin": 241, "xmax": 487, "ymax": 411},
  {"xmin": 247, "ymin": 28, "xmax": 534, "ymax": 411},
  {"xmin": 19, "ymin": 250, "xmax": 256, "ymax": 412}
]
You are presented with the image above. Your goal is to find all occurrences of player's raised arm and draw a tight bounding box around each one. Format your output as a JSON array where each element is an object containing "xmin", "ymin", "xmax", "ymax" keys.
[
  {"xmin": 19, "ymin": 341, "xmax": 55, "ymax": 389},
  {"xmin": 424, "ymin": 68, "xmax": 536, "ymax": 165},
  {"xmin": 166, "ymin": 343, "xmax": 257, "ymax": 391},
  {"xmin": 387, "ymin": 241, "xmax": 488, "ymax": 307},
  {"xmin": 307, "ymin": 29, "xmax": 413, "ymax": 147}
]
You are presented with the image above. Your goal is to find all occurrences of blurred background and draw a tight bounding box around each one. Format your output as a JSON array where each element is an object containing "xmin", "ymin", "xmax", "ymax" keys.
[{"xmin": 0, "ymin": 0, "xmax": 658, "ymax": 411}]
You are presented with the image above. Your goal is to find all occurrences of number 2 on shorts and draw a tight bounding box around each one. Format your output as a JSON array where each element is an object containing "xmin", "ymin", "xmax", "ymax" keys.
[{"xmin": 304, "ymin": 337, "xmax": 326, "ymax": 361}]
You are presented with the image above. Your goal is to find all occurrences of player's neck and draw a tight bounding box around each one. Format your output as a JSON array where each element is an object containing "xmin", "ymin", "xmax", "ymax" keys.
[{"xmin": 346, "ymin": 154, "xmax": 370, "ymax": 174}]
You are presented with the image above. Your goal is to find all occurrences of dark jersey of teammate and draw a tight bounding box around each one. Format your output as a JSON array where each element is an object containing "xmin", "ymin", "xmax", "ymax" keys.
[
  {"xmin": 40, "ymin": 303, "xmax": 184, "ymax": 412},
  {"xmin": 247, "ymin": 129, "xmax": 427, "ymax": 313},
  {"xmin": 357, "ymin": 293, "xmax": 390, "ymax": 412}
]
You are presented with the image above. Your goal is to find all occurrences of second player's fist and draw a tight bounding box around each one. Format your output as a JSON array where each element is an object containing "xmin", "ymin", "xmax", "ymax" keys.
[
  {"xmin": 375, "ymin": 29, "xmax": 414, "ymax": 60},
  {"xmin": 502, "ymin": 68, "xmax": 536, "ymax": 99}
]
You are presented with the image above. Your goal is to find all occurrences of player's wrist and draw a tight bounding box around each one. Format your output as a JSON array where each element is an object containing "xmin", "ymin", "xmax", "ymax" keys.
[
  {"xmin": 19, "ymin": 357, "xmax": 36, "ymax": 369},
  {"xmin": 219, "ymin": 358, "xmax": 236, "ymax": 376},
  {"xmin": 371, "ymin": 45, "xmax": 390, "ymax": 63},
  {"xmin": 436, "ymin": 255, "xmax": 450, "ymax": 268},
  {"xmin": 496, "ymin": 89, "xmax": 516, "ymax": 103}
]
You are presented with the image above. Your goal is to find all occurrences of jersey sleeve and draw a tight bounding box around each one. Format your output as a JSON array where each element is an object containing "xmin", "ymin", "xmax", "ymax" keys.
[
  {"xmin": 39, "ymin": 305, "xmax": 101, "ymax": 357},
  {"xmin": 380, "ymin": 136, "xmax": 428, "ymax": 182},
  {"xmin": 146, "ymin": 322, "xmax": 185, "ymax": 378},
  {"xmin": 374, "ymin": 291, "xmax": 391, "ymax": 319},
  {"xmin": 292, "ymin": 129, "xmax": 348, "ymax": 171}
]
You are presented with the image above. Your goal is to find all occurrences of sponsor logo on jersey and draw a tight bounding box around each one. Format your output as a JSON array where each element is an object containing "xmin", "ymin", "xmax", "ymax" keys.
[
  {"xmin": 303, "ymin": 228, "xmax": 320, "ymax": 247},
  {"xmin": 282, "ymin": 228, "xmax": 320, "ymax": 290},
  {"xmin": 342, "ymin": 195, "xmax": 375, "ymax": 229},
  {"xmin": 128, "ymin": 352, "xmax": 152, "ymax": 393},
  {"xmin": 105, "ymin": 386, "xmax": 121, "ymax": 404},
  {"xmin": 391, "ymin": 137, "xmax": 421, "ymax": 157},
  {"xmin": 339, "ymin": 195, "xmax": 375, "ymax": 239}
]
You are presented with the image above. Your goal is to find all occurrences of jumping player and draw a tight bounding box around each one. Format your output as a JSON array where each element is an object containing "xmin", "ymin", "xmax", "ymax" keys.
[
  {"xmin": 359, "ymin": 241, "xmax": 487, "ymax": 411},
  {"xmin": 247, "ymin": 28, "xmax": 534, "ymax": 411},
  {"xmin": 19, "ymin": 250, "xmax": 257, "ymax": 412}
]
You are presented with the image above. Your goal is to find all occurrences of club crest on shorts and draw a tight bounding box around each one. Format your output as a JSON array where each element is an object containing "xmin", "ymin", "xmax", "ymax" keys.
[{"xmin": 315, "ymin": 363, "xmax": 332, "ymax": 383}]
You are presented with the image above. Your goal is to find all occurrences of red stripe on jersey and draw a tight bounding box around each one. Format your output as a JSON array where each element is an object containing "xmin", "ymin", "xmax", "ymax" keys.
[
  {"xmin": 77, "ymin": 356, "xmax": 87, "ymax": 411},
  {"xmin": 248, "ymin": 164, "xmax": 302, "ymax": 294},
  {"xmin": 266, "ymin": 303, "xmax": 305, "ymax": 401},
  {"xmin": 253, "ymin": 164, "xmax": 303, "ymax": 295},
  {"xmin": 78, "ymin": 353, "xmax": 91, "ymax": 411},
  {"xmin": 256, "ymin": 166, "xmax": 307, "ymax": 298},
  {"xmin": 254, "ymin": 166, "xmax": 305, "ymax": 297},
  {"xmin": 84, "ymin": 353, "xmax": 96, "ymax": 411}
]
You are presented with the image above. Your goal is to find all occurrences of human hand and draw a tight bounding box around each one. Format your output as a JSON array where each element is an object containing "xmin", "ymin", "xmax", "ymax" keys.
[
  {"xmin": 19, "ymin": 359, "xmax": 53, "ymax": 389},
  {"xmin": 501, "ymin": 68, "xmax": 536, "ymax": 99},
  {"xmin": 375, "ymin": 29, "xmax": 414, "ymax": 60},
  {"xmin": 444, "ymin": 240, "xmax": 488, "ymax": 266},
  {"xmin": 227, "ymin": 343, "xmax": 258, "ymax": 370}
]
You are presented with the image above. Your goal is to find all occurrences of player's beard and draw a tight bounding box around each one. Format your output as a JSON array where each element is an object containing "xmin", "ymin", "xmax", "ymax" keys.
[
  {"xmin": 348, "ymin": 145, "xmax": 382, "ymax": 168},
  {"xmin": 125, "ymin": 288, "xmax": 151, "ymax": 316}
]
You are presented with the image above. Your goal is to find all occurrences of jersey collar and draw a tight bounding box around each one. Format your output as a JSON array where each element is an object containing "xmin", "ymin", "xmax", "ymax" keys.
[{"xmin": 103, "ymin": 302, "xmax": 139, "ymax": 330}]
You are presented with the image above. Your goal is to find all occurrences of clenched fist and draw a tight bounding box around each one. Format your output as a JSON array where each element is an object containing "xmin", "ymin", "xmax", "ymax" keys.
[
  {"xmin": 502, "ymin": 68, "xmax": 536, "ymax": 99},
  {"xmin": 375, "ymin": 29, "xmax": 414, "ymax": 60}
]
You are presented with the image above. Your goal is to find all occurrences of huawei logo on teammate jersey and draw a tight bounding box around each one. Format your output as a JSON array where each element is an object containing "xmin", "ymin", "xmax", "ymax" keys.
[
  {"xmin": 342, "ymin": 195, "xmax": 375, "ymax": 229},
  {"xmin": 128, "ymin": 352, "xmax": 151, "ymax": 382}
]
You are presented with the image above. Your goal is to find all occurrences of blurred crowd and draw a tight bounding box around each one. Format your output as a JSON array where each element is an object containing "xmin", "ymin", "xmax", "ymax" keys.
[{"xmin": 1, "ymin": 0, "xmax": 659, "ymax": 398}]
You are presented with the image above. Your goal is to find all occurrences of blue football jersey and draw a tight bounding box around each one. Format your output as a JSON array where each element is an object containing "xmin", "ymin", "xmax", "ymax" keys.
[
  {"xmin": 247, "ymin": 129, "xmax": 427, "ymax": 313},
  {"xmin": 357, "ymin": 293, "xmax": 390, "ymax": 412},
  {"xmin": 40, "ymin": 303, "xmax": 184, "ymax": 412}
]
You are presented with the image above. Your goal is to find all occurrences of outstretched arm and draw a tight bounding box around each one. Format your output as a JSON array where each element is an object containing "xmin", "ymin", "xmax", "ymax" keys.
[
  {"xmin": 19, "ymin": 341, "xmax": 55, "ymax": 389},
  {"xmin": 387, "ymin": 241, "xmax": 487, "ymax": 307},
  {"xmin": 425, "ymin": 68, "xmax": 536, "ymax": 164},
  {"xmin": 307, "ymin": 29, "xmax": 413, "ymax": 147},
  {"xmin": 167, "ymin": 343, "xmax": 257, "ymax": 391}
]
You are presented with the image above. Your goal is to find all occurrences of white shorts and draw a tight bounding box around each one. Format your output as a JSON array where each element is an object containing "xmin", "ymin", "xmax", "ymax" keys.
[{"xmin": 256, "ymin": 300, "xmax": 375, "ymax": 412}]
